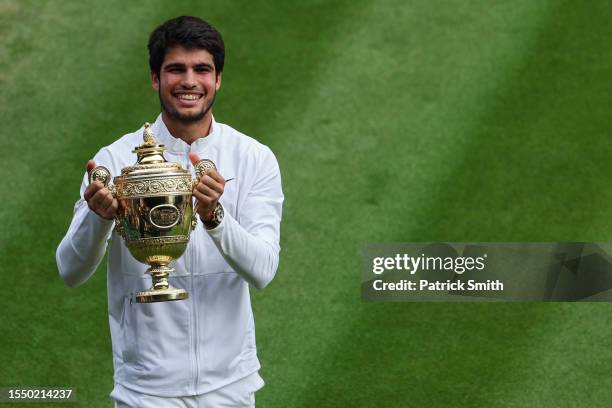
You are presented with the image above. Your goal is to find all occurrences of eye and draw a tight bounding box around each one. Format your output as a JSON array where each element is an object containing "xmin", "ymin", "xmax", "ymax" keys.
[
  {"xmin": 195, "ymin": 65, "xmax": 213, "ymax": 73},
  {"xmin": 164, "ymin": 65, "xmax": 185, "ymax": 73}
]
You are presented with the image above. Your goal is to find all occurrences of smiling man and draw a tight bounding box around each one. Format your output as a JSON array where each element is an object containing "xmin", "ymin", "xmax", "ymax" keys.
[
  {"xmin": 154, "ymin": 45, "xmax": 221, "ymax": 142},
  {"xmin": 56, "ymin": 16, "xmax": 283, "ymax": 408}
]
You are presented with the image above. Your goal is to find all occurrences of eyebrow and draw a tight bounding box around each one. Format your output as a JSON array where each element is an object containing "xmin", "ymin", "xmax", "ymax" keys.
[
  {"xmin": 194, "ymin": 63, "xmax": 214, "ymax": 70},
  {"xmin": 163, "ymin": 63, "xmax": 186, "ymax": 71},
  {"xmin": 163, "ymin": 62, "xmax": 214, "ymax": 71}
]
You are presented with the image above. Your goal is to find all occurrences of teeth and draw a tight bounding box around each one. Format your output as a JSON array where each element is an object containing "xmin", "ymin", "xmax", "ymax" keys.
[{"xmin": 177, "ymin": 94, "xmax": 200, "ymax": 100}]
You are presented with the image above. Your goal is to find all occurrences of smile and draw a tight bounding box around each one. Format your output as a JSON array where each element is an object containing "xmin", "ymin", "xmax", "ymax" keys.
[{"xmin": 175, "ymin": 93, "xmax": 203, "ymax": 100}]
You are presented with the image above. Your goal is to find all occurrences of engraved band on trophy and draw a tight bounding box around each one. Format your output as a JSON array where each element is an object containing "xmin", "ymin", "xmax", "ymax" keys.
[{"xmin": 88, "ymin": 123, "xmax": 216, "ymax": 303}]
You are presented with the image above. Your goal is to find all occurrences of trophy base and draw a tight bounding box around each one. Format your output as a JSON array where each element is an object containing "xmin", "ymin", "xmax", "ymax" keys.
[{"xmin": 136, "ymin": 287, "xmax": 188, "ymax": 303}]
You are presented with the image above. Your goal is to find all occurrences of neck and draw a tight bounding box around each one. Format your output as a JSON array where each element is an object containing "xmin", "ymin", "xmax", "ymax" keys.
[{"xmin": 162, "ymin": 111, "xmax": 213, "ymax": 145}]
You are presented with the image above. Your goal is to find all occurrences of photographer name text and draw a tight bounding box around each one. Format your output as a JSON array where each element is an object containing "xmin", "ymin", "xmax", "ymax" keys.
[{"xmin": 370, "ymin": 253, "xmax": 504, "ymax": 292}]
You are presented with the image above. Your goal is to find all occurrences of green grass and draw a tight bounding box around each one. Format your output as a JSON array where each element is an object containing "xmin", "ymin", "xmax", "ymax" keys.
[{"xmin": 2, "ymin": 0, "xmax": 612, "ymax": 406}]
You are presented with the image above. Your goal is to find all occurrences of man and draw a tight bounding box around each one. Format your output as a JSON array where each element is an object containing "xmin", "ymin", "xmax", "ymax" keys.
[{"xmin": 56, "ymin": 16, "xmax": 283, "ymax": 407}]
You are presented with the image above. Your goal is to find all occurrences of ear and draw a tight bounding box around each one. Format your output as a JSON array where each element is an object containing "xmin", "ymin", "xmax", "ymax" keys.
[
  {"xmin": 151, "ymin": 71, "xmax": 160, "ymax": 91},
  {"xmin": 215, "ymin": 72, "xmax": 222, "ymax": 91}
]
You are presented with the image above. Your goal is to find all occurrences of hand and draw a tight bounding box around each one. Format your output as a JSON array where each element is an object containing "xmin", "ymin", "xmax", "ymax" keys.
[
  {"xmin": 84, "ymin": 160, "xmax": 118, "ymax": 220},
  {"xmin": 189, "ymin": 152, "xmax": 225, "ymax": 221}
]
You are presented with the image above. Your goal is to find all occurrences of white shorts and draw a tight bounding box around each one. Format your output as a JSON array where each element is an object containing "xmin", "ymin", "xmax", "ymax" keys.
[{"xmin": 111, "ymin": 372, "xmax": 264, "ymax": 408}]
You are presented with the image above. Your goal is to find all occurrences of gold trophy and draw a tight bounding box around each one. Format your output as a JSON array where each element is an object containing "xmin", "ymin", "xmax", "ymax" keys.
[{"xmin": 88, "ymin": 123, "xmax": 216, "ymax": 303}]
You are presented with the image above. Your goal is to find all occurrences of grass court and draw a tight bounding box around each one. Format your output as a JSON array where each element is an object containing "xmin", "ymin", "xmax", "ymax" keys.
[{"xmin": 2, "ymin": 1, "xmax": 612, "ymax": 406}]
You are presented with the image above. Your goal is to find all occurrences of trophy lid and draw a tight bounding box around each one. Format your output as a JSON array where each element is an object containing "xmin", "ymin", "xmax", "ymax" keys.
[
  {"xmin": 133, "ymin": 122, "xmax": 166, "ymax": 164},
  {"xmin": 120, "ymin": 123, "xmax": 187, "ymax": 177}
]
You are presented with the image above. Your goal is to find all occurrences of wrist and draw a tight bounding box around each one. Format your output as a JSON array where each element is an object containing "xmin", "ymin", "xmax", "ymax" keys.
[
  {"xmin": 201, "ymin": 203, "xmax": 224, "ymax": 230},
  {"xmin": 202, "ymin": 209, "xmax": 214, "ymax": 222}
]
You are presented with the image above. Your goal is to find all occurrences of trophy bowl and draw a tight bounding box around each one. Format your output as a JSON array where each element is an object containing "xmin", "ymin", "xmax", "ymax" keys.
[{"xmin": 89, "ymin": 123, "xmax": 214, "ymax": 303}]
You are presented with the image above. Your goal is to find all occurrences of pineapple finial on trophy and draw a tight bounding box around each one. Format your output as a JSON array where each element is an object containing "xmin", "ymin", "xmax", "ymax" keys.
[
  {"xmin": 143, "ymin": 122, "xmax": 156, "ymax": 145},
  {"xmin": 133, "ymin": 122, "xmax": 166, "ymax": 165}
]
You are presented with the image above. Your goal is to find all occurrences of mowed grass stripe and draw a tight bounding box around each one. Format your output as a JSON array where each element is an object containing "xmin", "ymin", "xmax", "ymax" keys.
[
  {"xmin": 2, "ymin": 1, "xmax": 612, "ymax": 407},
  {"xmin": 410, "ymin": 1, "xmax": 612, "ymax": 243},
  {"xmin": 434, "ymin": 2, "xmax": 612, "ymax": 406},
  {"xmin": 372, "ymin": 3, "xmax": 612, "ymax": 405},
  {"xmin": 283, "ymin": 1, "xmax": 612, "ymax": 407},
  {"xmin": 244, "ymin": 1, "xmax": 603, "ymax": 407},
  {"xmin": 0, "ymin": 1, "xmax": 375, "ymax": 407},
  {"xmin": 0, "ymin": 3, "xmax": 180, "ymax": 406}
]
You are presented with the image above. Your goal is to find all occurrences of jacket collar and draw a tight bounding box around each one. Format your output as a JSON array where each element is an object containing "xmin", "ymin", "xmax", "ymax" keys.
[
  {"xmin": 152, "ymin": 114, "xmax": 220, "ymax": 155},
  {"xmin": 150, "ymin": 114, "xmax": 233, "ymax": 180}
]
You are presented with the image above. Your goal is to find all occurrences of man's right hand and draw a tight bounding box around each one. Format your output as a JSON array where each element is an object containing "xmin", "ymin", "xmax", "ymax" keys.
[{"xmin": 84, "ymin": 160, "xmax": 118, "ymax": 220}]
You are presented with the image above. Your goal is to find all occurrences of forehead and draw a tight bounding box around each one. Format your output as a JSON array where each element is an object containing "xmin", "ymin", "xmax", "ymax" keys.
[{"xmin": 162, "ymin": 46, "xmax": 214, "ymax": 66}]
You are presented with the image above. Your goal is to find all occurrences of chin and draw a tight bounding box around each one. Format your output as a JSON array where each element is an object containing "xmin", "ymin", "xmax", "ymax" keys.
[
  {"xmin": 174, "ymin": 110, "xmax": 208, "ymax": 124},
  {"xmin": 160, "ymin": 94, "xmax": 214, "ymax": 125}
]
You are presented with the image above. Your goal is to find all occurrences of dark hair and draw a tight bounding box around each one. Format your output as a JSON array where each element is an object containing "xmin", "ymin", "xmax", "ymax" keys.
[{"xmin": 148, "ymin": 16, "xmax": 225, "ymax": 77}]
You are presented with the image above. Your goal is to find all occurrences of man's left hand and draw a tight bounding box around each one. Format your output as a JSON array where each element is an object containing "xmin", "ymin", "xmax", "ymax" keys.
[{"xmin": 189, "ymin": 152, "xmax": 225, "ymax": 222}]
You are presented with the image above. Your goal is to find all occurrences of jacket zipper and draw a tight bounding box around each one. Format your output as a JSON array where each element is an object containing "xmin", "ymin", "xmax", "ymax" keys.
[
  {"xmin": 187, "ymin": 159, "xmax": 200, "ymax": 393},
  {"xmin": 192, "ymin": 228, "xmax": 200, "ymax": 392}
]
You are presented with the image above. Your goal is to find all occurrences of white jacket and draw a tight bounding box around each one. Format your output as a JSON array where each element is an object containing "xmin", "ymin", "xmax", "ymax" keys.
[{"xmin": 56, "ymin": 115, "xmax": 283, "ymax": 396}]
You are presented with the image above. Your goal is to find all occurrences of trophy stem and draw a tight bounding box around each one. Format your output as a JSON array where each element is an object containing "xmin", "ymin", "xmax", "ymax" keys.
[{"xmin": 136, "ymin": 265, "xmax": 188, "ymax": 303}]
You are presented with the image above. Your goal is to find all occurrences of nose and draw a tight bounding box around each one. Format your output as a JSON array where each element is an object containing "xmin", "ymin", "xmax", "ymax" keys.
[{"xmin": 180, "ymin": 69, "xmax": 197, "ymax": 88}]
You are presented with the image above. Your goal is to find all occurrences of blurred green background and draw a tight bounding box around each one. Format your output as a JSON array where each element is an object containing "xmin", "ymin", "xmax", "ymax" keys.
[{"xmin": 2, "ymin": 0, "xmax": 612, "ymax": 406}]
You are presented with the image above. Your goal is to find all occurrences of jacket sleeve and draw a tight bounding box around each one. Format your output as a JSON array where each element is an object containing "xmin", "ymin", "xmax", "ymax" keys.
[
  {"xmin": 206, "ymin": 146, "xmax": 284, "ymax": 289},
  {"xmin": 56, "ymin": 150, "xmax": 115, "ymax": 287}
]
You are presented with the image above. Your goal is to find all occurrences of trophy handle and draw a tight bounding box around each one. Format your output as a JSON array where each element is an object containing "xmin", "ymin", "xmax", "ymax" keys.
[
  {"xmin": 191, "ymin": 159, "xmax": 218, "ymax": 230},
  {"xmin": 194, "ymin": 159, "xmax": 217, "ymax": 180},
  {"xmin": 88, "ymin": 165, "xmax": 117, "ymax": 195},
  {"xmin": 88, "ymin": 166, "xmax": 122, "ymax": 235},
  {"xmin": 89, "ymin": 165, "xmax": 112, "ymax": 186}
]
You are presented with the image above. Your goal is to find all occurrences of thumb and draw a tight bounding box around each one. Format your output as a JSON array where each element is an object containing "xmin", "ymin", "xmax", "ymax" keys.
[
  {"xmin": 189, "ymin": 152, "xmax": 201, "ymax": 166},
  {"xmin": 87, "ymin": 160, "xmax": 96, "ymax": 173}
]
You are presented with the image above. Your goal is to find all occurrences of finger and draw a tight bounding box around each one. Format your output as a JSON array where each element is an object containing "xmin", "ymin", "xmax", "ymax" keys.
[
  {"xmin": 88, "ymin": 190, "xmax": 105, "ymax": 210},
  {"xmin": 204, "ymin": 169, "xmax": 225, "ymax": 185},
  {"xmin": 100, "ymin": 192, "xmax": 114, "ymax": 210},
  {"xmin": 189, "ymin": 152, "xmax": 201, "ymax": 166},
  {"xmin": 99, "ymin": 199, "xmax": 118, "ymax": 220},
  {"xmin": 106, "ymin": 199, "xmax": 119, "ymax": 215},
  {"xmin": 87, "ymin": 160, "xmax": 96, "ymax": 173},
  {"xmin": 193, "ymin": 186, "xmax": 215, "ymax": 201},
  {"xmin": 198, "ymin": 174, "xmax": 224, "ymax": 192},
  {"xmin": 196, "ymin": 181, "xmax": 221, "ymax": 198},
  {"xmin": 198, "ymin": 172, "xmax": 225, "ymax": 193},
  {"xmin": 84, "ymin": 184, "xmax": 96, "ymax": 201},
  {"xmin": 84, "ymin": 181, "xmax": 103, "ymax": 201},
  {"xmin": 90, "ymin": 188, "xmax": 111, "ymax": 209},
  {"xmin": 205, "ymin": 178, "xmax": 224, "ymax": 195},
  {"xmin": 193, "ymin": 190, "xmax": 214, "ymax": 206}
]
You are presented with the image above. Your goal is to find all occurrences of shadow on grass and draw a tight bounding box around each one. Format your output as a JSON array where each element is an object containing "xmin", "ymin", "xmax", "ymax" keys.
[{"xmin": 293, "ymin": 1, "xmax": 612, "ymax": 407}]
